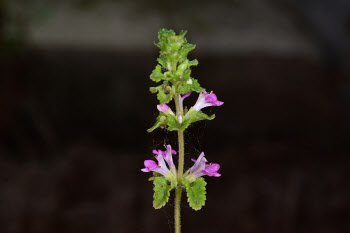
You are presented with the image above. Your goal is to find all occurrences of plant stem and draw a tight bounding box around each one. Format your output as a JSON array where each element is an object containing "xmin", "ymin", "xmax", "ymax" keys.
[
  {"xmin": 177, "ymin": 130, "xmax": 185, "ymax": 183},
  {"xmin": 174, "ymin": 186, "xmax": 183, "ymax": 233},
  {"xmin": 174, "ymin": 94, "xmax": 185, "ymax": 233}
]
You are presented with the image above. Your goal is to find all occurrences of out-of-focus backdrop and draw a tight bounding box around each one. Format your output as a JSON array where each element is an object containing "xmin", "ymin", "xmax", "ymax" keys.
[{"xmin": 1, "ymin": 0, "xmax": 350, "ymax": 232}]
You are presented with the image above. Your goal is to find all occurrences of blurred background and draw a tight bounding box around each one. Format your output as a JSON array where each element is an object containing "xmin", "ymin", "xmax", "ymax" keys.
[{"xmin": 1, "ymin": 0, "xmax": 350, "ymax": 232}]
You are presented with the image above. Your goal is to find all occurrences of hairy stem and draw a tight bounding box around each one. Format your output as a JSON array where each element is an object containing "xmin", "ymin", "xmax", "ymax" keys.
[
  {"xmin": 174, "ymin": 187, "xmax": 183, "ymax": 233},
  {"xmin": 174, "ymin": 93, "xmax": 185, "ymax": 233},
  {"xmin": 177, "ymin": 130, "xmax": 185, "ymax": 183}
]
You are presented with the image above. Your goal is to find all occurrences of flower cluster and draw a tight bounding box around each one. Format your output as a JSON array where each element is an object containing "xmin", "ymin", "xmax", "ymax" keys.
[
  {"xmin": 142, "ymin": 145, "xmax": 221, "ymax": 183},
  {"xmin": 141, "ymin": 145, "xmax": 177, "ymax": 180},
  {"xmin": 152, "ymin": 90, "xmax": 224, "ymax": 132}
]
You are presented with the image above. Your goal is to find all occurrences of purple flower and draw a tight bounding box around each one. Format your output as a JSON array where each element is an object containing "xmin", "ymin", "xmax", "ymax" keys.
[
  {"xmin": 141, "ymin": 154, "xmax": 170, "ymax": 176},
  {"xmin": 179, "ymin": 92, "xmax": 191, "ymax": 109},
  {"xmin": 193, "ymin": 91, "xmax": 223, "ymax": 111},
  {"xmin": 185, "ymin": 152, "xmax": 221, "ymax": 182},
  {"xmin": 142, "ymin": 145, "xmax": 177, "ymax": 176},
  {"xmin": 157, "ymin": 104, "xmax": 175, "ymax": 116}
]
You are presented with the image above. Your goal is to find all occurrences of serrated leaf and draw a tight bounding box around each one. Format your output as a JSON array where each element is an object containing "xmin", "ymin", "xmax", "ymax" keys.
[
  {"xmin": 157, "ymin": 88, "xmax": 172, "ymax": 103},
  {"xmin": 149, "ymin": 82, "xmax": 174, "ymax": 104},
  {"xmin": 153, "ymin": 177, "xmax": 172, "ymax": 209},
  {"xmin": 186, "ymin": 109, "xmax": 215, "ymax": 123},
  {"xmin": 183, "ymin": 177, "xmax": 207, "ymax": 210},
  {"xmin": 150, "ymin": 65, "xmax": 165, "ymax": 82}
]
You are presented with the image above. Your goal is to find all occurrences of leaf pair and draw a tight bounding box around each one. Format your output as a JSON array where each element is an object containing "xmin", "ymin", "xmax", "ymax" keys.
[{"xmin": 153, "ymin": 176, "xmax": 207, "ymax": 211}]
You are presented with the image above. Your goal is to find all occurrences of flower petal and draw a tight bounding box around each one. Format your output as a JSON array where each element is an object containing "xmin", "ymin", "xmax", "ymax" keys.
[
  {"xmin": 157, "ymin": 104, "xmax": 170, "ymax": 112},
  {"xmin": 141, "ymin": 160, "xmax": 159, "ymax": 172},
  {"xmin": 193, "ymin": 91, "xmax": 223, "ymax": 111}
]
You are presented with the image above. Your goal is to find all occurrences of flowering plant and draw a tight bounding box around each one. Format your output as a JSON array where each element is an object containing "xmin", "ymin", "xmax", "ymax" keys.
[{"xmin": 142, "ymin": 29, "xmax": 223, "ymax": 233}]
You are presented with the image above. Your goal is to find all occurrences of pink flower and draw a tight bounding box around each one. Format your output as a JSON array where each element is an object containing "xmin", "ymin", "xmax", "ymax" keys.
[
  {"xmin": 193, "ymin": 91, "xmax": 223, "ymax": 111},
  {"xmin": 157, "ymin": 104, "xmax": 175, "ymax": 116},
  {"xmin": 141, "ymin": 154, "xmax": 170, "ymax": 176},
  {"xmin": 142, "ymin": 145, "xmax": 177, "ymax": 176},
  {"xmin": 184, "ymin": 152, "xmax": 221, "ymax": 181}
]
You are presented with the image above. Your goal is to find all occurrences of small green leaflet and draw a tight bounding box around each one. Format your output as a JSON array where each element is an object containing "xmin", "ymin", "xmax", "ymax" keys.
[
  {"xmin": 150, "ymin": 65, "xmax": 166, "ymax": 82},
  {"xmin": 167, "ymin": 115, "xmax": 191, "ymax": 131},
  {"xmin": 147, "ymin": 113, "xmax": 191, "ymax": 132},
  {"xmin": 149, "ymin": 82, "xmax": 174, "ymax": 104},
  {"xmin": 153, "ymin": 177, "xmax": 172, "ymax": 209},
  {"xmin": 183, "ymin": 177, "xmax": 207, "ymax": 210},
  {"xmin": 147, "ymin": 112, "xmax": 167, "ymax": 132},
  {"xmin": 186, "ymin": 108, "xmax": 215, "ymax": 123},
  {"xmin": 178, "ymin": 78, "xmax": 203, "ymax": 94}
]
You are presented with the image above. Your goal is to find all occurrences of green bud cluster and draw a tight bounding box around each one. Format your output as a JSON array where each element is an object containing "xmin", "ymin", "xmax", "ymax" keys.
[
  {"xmin": 149, "ymin": 29, "xmax": 203, "ymax": 102},
  {"xmin": 148, "ymin": 29, "xmax": 215, "ymax": 132}
]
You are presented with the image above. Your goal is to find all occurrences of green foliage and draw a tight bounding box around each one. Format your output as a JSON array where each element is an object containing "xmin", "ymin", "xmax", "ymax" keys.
[
  {"xmin": 186, "ymin": 108, "xmax": 215, "ymax": 123},
  {"xmin": 149, "ymin": 82, "xmax": 174, "ymax": 104},
  {"xmin": 153, "ymin": 177, "xmax": 172, "ymax": 209},
  {"xmin": 150, "ymin": 65, "xmax": 166, "ymax": 82},
  {"xmin": 175, "ymin": 59, "xmax": 198, "ymax": 77},
  {"xmin": 149, "ymin": 29, "xmax": 202, "ymax": 107},
  {"xmin": 183, "ymin": 177, "xmax": 207, "ymax": 210},
  {"xmin": 147, "ymin": 112, "xmax": 167, "ymax": 132},
  {"xmin": 167, "ymin": 115, "xmax": 191, "ymax": 131},
  {"xmin": 177, "ymin": 78, "xmax": 203, "ymax": 94},
  {"xmin": 148, "ymin": 112, "xmax": 193, "ymax": 132},
  {"xmin": 148, "ymin": 29, "xmax": 216, "ymax": 131}
]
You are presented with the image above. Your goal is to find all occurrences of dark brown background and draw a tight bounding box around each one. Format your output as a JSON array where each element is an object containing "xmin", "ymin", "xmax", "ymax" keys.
[{"xmin": 1, "ymin": 0, "xmax": 350, "ymax": 233}]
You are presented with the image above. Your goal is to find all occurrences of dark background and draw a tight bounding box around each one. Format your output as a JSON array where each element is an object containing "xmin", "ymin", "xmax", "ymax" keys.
[{"xmin": 1, "ymin": 0, "xmax": 350, "ymax": 233}]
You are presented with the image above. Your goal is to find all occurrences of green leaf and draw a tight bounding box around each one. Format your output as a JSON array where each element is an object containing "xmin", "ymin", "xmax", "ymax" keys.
[
  {"xmin": 154, "ymin": 29, "xmax": 197, "ymax": 76},
  {"xmin": 157, "ymin": 57, "xmax": 167, "ymax": 68},
  {"xmin": 149, "ymin": 82, "xmax": 174, "ymax": 104},
  {"xmin": 183, "ymin": 177, "xmax": 207, "ymax": 211},
  {"xmin": 148, "ymin": 172, "xmax": 163, "ymax": 181},
  {"xmin": 179, "ymin": 43, "xmax": 196, "ymax": 60},
  {"xmin": 167, "ymin": 115, "xmax": 191, "ymax": 131},
  {"xmin": 186, "ymin": 108, "xmax": 215, "ymax": 123},
  {"xmin": 150, "ymin": 65, "xmax": 165, "ymax": 82},
  {"xmin": 153, "ymin": 176, "xmax": 172, "ymax": 209},
  {"xmin": 157, "ymin": 88, "xmax": 172, "ymax": 103},
  {"xmin": 147, "ymin": 113, "xmax": 167, "ymax": 132},
  {"xmin": 176, "ymin": 59, "xmax": 198, "ymax": 77},
  {"xmin": 178, "ymin": 78, "xmax": 203, "ymax": 94},
  {"xmin": 156, "ymin": 29, "xmax": 176, "ymax": 50},
  {"xmin": 167, "ymin": 35, "xmax": 186, "ymax": 51}
]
